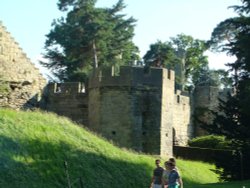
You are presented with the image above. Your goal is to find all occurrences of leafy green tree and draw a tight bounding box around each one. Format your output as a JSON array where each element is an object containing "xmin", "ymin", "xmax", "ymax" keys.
[
  {"xmin": 41, "ymin": 0, "xmax": 138, "ymax": 82},
  {"xmin": 143, "ymin": 35, "xmax": 209, "ymax": 90},
  {"xmin": 170, "ymin": 34, "xmax": 209, "ymax": 89},
  {"xmin": 143, "ymin": 41, "xmax": 182, "ymax": 87},
  {"xmin": 143, "ymin": 41, "xmax": 178, "ymax": 68},
  {"xmin": 195, "ymin": 68, "xmax": 232, "ymax": 88},
  {"xmin": 204, "ymin": 0, "xmax": 250, "ymax": 180}
]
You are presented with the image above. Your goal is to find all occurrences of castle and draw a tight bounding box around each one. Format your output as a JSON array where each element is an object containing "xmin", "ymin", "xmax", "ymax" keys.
[{"xmin": 0, "ymin": 21, "xmax": 224, "ymax": 157}]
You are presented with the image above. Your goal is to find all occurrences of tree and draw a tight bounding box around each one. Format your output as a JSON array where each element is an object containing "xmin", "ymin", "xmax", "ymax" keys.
[
  {"xmin": 170, "ymin": 34, "xmax": 209, "ymax": 89},
  {"xmin": 143, "ymin": 41, "xmax": 182, "ymax": 87},
  {"xmin": 194, "ymin": 68, "xmax": 232, "ymax": 88},
  {"xmin": 143, "ymin": 41, "xmax": 178, "ymax": 68},
  {"xmin": 204, "ymin": 0, "xmax": 250, "ymax": 180},
  {"xmin": 143, "ymin": 35, "xmax": 209, "ymax": 90},
  {"xmin": 41, "ymin": 0, "xmax": 138, "ymax": 82}
]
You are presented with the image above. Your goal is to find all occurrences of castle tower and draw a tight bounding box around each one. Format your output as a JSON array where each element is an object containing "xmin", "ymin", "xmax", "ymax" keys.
[
  {"xmin": 193, "ymin": 85, "xmax": 220, "ymax": 136},
  {"xmin": 0, "ymin": 21, "xmax": 47, "ymax": 109},
  {"xmin": 88, "ymin": 66, "xmax": 175, "ymax": 156},
  {"xmin": 172, "ymin": 90, "xmax": 192, "ymax": 146}
]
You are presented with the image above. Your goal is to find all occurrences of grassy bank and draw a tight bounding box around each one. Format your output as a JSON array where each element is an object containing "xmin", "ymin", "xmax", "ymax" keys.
[
  {"xmin": 186, "ymin": 180, "xmax": 250, "ymax": 188},
  {"xmin": 0, "ymin": 108, "xmax": 222, "ymax": 187}
]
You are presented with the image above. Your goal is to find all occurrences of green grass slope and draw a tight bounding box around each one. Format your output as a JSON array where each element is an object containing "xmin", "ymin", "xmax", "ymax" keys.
[
  {"xmin": 0, "ymin": 108, "xmax": 220, "ymax": 188},
  {"xmin": 188, "ymin": 180, "xmax": 250, "ymax": 188}
]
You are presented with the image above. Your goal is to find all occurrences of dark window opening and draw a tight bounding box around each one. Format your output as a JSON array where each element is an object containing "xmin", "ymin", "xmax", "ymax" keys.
[
  {"xmin": 168, "ymin": 69, "xmax": 171, "ymax": 79},
  {"xmin": 177, "ymin": 95, "xmax": 180, "ymax": 103}
]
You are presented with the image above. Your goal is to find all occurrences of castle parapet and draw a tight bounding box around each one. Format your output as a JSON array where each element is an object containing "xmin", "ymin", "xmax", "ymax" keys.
[
  {"xmin": 47, "ymin": 82, "xmax": 86, "ymax": 94},
  {"xmin": 89, "ymin": 66, "xmax": 175, "ymax": 89}
]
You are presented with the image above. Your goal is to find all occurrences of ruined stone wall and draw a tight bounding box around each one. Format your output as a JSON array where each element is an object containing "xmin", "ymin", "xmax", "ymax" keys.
[
  {"xmin": 160, "ymin": 69, "xmax": 175, "ymax": 156},
  {"xmin": 0, "ymin": 21, "xmax": 46, "ymax": 109},
  {"xmin": 88, "ymin": 66, "xmax": 175, "ymax": 156},
  {"xmin": 193, "ymin": 86, "xmax": 220, "ymax": 136},
  {"xmin": 42, "ymin": 66, "xmax": 193, "ymax": 156},
  {"xmin": 137, "ymin": 88, "xmax": 162, "ymax": 154},
  {"xmin": 173, "ymin": 90, "xmax": 192, "ymax": 146},
  {"xmin": 44, "ymin": 83, "xmax": 88, "ymax": 126},
  {"xmin": 0, "ymin": 22, "xmax": 229, "ymax": 157}
]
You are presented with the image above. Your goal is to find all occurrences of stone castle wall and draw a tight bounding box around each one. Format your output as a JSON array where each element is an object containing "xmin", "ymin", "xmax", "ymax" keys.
[
  {"xmin": 160, "ymin": 69, "xmax": 175, "ymax": 156},
  {"xmin": 193, "ymin": 86, "xmax": 232, "ymax": 136},
  {"xmin": 173, "ymin": 90, "xmax": 192, "ymax": 146},
  {"xmin": 0, "ymin": 21, "xmax": 225, "ymax": 157},
  {"xmin": 0, "ymin": 21, "xmax": 47, "ymax": 109},
  {"xmin": 43, "ymin": 66, "xmax": 193, "ymax": 157},
  {"xmin": 193, "ymin": 86, "xmax": 220, "ymax": 136},
  {"xmin": 88, "ymin": 66, "xmax": 175, "ymax": 156},
  {"xmin": 44, "ymin": 82, "xmax": 88, "ymax": 125}
]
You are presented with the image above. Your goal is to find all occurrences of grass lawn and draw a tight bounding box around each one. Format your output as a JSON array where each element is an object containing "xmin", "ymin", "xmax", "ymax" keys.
[
  {"xmin": 187, "ymin": 180, "xmax": 250, "ymax": 188},
  {"xmin": 0, "ymin": 108, "xmax": 248, "ymax": 187}
]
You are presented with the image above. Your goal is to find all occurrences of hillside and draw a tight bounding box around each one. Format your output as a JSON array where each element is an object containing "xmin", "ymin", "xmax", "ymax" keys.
[{"xmin": 0, "ymin": 108, "xmax": 220, "ymax": 188}]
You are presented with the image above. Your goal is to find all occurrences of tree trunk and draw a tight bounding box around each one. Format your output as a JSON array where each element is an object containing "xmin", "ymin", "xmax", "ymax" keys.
[{"xmin": 93, "ymin": 40, "xmax": 98, "ymax": 68}]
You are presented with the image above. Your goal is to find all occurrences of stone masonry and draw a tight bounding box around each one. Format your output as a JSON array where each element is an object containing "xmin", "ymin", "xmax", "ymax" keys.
[
  {"xmin": 44, "ymin": 66, "xmax": 193, "ymax": 157},
  {"xmin": 44, "ymin": 82, "xmax": 88, "ymax": 126},
  {"xmin": 0, "ymin": 21, "xmax": 224, "ymax": 157},
  {"xmin": 0, "ymin": 21, "xmax": 47, "ymax": 109},
  {"xmin": 88, "ymin": 66, "xmax": 175, "ymax": 156}
]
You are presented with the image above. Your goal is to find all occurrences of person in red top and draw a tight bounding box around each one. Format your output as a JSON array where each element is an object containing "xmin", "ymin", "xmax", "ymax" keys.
[{"xmin": 150, "ymin": 159, "xmax": 164, "ymax": 188}]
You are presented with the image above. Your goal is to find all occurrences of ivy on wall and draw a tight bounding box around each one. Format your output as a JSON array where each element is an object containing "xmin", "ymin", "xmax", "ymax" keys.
[{"xmin": 0, "ymin": 76, "xmax": 10, "ymax": 96}]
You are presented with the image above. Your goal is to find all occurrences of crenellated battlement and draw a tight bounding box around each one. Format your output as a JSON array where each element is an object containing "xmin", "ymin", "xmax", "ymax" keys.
[
  {"xmin": 0, "ymin": 21, "xmax": 32, "ymax": 64},
  {"xmin": 89, "ymin": 66, "xmax": 175, "ymax": 89},
  {"xmin": 47, "ymin": 82, "xmax": 86, "ymax": 94},
  {"xmin": 0, "ymin": 21, "xmax": 47, "ymax": 109},
  {"xmin": 45, "ymin": 82, "xmax": 88, "ymax": 125},
  {"xmin": 0, "ymin": 20, "xmax": 198, "ymax": 156},
  {"xmin": 1, "ymin": 20, "xmax": 227, "ymax": 156}
]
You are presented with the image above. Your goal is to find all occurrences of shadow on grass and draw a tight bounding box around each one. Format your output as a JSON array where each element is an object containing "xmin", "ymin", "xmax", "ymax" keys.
[
  {"xmin": 184, "ymin": 181, "xmax": 250, "ymax": 188},
  {"xmin": 0, "ymin": 134, "xmax": 153, "ymax": 188}
]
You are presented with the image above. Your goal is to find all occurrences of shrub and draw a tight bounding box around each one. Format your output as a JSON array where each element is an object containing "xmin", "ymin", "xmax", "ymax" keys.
[
  {"xmin": 188, "ymin": 135, "xmax": 232, "ymax": 149},
  {"xmin": 0, "ymin": 76, "xmax": 10, "ymax": 95}
]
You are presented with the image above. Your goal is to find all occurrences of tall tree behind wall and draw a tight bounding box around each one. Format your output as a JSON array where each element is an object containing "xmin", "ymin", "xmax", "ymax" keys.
[
  {"xmin": 170, "ymin": 34, "xmax": 209, "ymax": 90},
  {"xmin": 204, "ymin": 0, "xmax": 250, "ymax": 180},
  {"xmin": 40, "ymin": 0, "xmax": 138, "ymax": 82},
  {"xmin": 143, "ymin": 34, "xmax": 209, "ymax": 90}
]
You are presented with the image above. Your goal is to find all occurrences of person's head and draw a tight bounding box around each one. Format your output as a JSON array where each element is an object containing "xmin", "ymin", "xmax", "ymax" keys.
[
  {"xmin": 155, "ymin": 159, "xmax": 161, "ymax": 167},
  {"xmin": 169, "ymin": 158, "xmax": 176, "ymax": 166},
  {"xmin": 166, "ymin": 161, "xmax": 175, "ymax": 170},
  {"xmin": 164, "ymin": 161, "xmax": 169, "ymax": 169}
]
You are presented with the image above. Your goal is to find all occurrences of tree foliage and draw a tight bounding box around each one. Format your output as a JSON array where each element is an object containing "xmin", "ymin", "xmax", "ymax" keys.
[
  {"xmin": 204, "ymin": 0, "xmax": 250, "ymax": 180},
  {"xmin": 143, "ymin": 41, "xmax": 178, "ymax": 68},
  {"xmin": 188, "ymin": 135, "xmax": 232, "ymax": 149},
  {"xmin": 143, "ymin": 34, "xmax": 209, "ymax": 89},
  {"xmin": 41, "ymin": 0, "xmax": 138, "ymax": 82},
  {"xmin": 195, "ymin": 68, "xmax": 232, "ymax": 88},
  {"xmin": 170, "ymin": 34, "xmax": 209, "ymax": 88}
]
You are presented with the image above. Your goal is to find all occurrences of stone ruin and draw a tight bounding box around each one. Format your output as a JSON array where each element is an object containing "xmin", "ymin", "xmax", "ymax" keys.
[{"xmin": 0, "ymin": 21, "xmax": 231, "ymax": 157}]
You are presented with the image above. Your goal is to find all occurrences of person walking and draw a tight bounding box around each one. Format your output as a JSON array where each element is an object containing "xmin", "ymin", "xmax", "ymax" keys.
[
  {"xmin": 162, "ymin": 161, "xmax": 171, "ymax": 188},
  {"xmin": 166, "ymin": 161, "xmax": 183, "ymax": 188},
  {"xmin": 150, "ymin": 159, "xmax": 164, "ymax": 188},
  {"xmin": 168, "ymin": 158, "xmax": 179, "ymax": 173}
]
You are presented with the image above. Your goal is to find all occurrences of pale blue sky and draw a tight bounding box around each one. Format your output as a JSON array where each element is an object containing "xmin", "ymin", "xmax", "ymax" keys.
[{"xmin": 0, "ymin": 0, "xmax": 240, "ymax": 73}]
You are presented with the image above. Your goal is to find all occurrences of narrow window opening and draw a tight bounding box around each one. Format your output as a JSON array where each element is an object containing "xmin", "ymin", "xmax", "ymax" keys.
[
  {"xmin": 177, "ymin": 95, "xmax": 180, "ymax": 103},
  {"xmin": 168, "ymin": 69, "xmax": 171, "ymax": 79}
]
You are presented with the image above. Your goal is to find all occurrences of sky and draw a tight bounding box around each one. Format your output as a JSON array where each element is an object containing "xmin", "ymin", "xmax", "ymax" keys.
[{"xmin": 0, "ymin": 0, "xmax": 241, "ymax": 76}]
